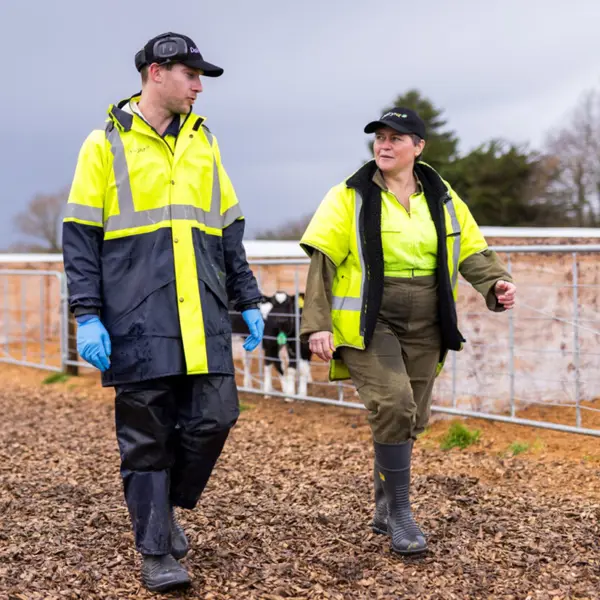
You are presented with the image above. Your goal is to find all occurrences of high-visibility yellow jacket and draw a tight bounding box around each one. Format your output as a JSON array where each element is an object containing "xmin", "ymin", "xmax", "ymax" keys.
[
  {"xmin": 300, "ymin": 160, "xmax": 488, "ymax": 380},
  {"xmin": 62, "ymin": 93, "xmax": 261, "ymax": 386}
]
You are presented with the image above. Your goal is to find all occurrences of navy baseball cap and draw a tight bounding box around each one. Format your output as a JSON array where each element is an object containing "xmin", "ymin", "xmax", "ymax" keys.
[
  {"xmin": 135, "ymin": 32, "xmax": 224, "ymax": 77},
  {"xmin": 364, "ymin": 107, "xmax": 427, "ymax": 140}
]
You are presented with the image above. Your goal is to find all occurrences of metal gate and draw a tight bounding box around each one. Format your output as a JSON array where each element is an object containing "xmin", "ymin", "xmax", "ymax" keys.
[
  {"xmin": 233, "ymin": 246, "xmax": 600, "ymax": 437},
  {"xmin": 0, "ymin": 269, "xmax": 65, "ymax": 372},
  {"xmin": 1, "ymin": 244, "xmax": 600, "ymax": 437}
]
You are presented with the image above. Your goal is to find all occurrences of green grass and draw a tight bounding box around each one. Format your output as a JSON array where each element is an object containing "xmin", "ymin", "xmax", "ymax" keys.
[
  {"xmin": 440, "ymin": 422, "xmax": 481, "ymax": 450},
  {"xmin": 239, "ymin": 402, "xmax": 252, "ymax": 413},
  {"xmin": 507, "ymin": 441, "xmax": 530, "ymax": 456},
  {"xmin": 42, "ymin": 373, "xmax": 71, "ymax": 385}
]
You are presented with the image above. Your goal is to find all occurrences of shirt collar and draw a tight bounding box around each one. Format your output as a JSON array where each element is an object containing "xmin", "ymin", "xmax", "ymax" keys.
[
  {"xmin": 162, "ymin": 115, "xmax": 181, "ymax": 138},
  {"xmin": 372, "ymin": 168, "xmax": 423, "ymax": 193},
  {"xmin": 128, "ymin": 101, "xmax": 182, "ymax": 138}
]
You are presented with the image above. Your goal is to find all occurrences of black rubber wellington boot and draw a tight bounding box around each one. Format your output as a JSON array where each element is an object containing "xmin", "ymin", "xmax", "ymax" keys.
[
  {"xmin": 141, "ymin": 554, "xmax": 191, "ymax": 593},
  {"xmin": 374, "ymin": 439, "xmax": 427, "ymax": 555},
  {"xmin": 371, "ymin": 460, "xmax": 388, "ymax": 535},
  {"xmin": 170, "ymin": 507, "xmax": 190, "ymax": 560}
]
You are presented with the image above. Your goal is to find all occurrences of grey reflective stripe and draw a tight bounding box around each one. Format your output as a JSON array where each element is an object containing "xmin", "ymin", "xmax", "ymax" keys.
[
  {"xmin": 103, "ymin": 123, "xmax": 229, "ymax": 233},
  {"xmin": 202, "ymin": 125, "xmax": 213, "ymax": 146},
  {"xmin": 209, "ymin": 155, "xmax": 221, "ymax": 228},
  {"xmin": 64, "ymin": 203, "xmax": 103, "ymax": 224},
  {"xmin": 330, "ymin": 189, "xmax": 366, "ymax": 319},
  {"xmin": 355, "ymin": 190, "xmax": 367, "ymax": 334},
  {"xmin": 106, "ymin": 126, "xmax": 135, "ymax": 218},
  {"xmin": 222, "ymin": 204, "xmax": 243, "ymax": 227},
  {"xmin": 332, "ymin": 296, "xmax": 362, "ymax": 311},
  {"xmin": 105, "ymin": 203, "xmax": 231, "ymax": 231},
  {"xmin": 201, "ymin": 125, "xmax": 222, "ymax": 228},
  {"xmin": 445, "ymin": 194, "xmax": 461, "ymax": 288}
]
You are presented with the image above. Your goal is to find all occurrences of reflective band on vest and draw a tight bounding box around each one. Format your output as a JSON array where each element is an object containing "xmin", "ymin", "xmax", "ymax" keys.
[
  {"xmin": 331, "ymin": 296, "xmax": 362, "ymax": 311},
  {"xmin": 444, "ymin": 194, "xmax": 461, "ymax": 288},
  {"xmin": 331, "ymin": 190, "xmax": 366, "ymax": 324},
  {"xmin": 63, "ymin": 203, "xmax": 103, "ymax": 224}
]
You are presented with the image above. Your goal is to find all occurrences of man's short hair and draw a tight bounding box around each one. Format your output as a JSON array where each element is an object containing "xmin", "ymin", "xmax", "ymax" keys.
[{"xmin": 141, "ymin": 62, "xmax": 174, "ymax": 84}]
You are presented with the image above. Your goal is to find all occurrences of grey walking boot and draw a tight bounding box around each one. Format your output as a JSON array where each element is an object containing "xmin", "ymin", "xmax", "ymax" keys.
[
  {"xmin": 371, "ymin": 460, "xmax": 388, "ymax": 535},
  {"xmin": 374, "ymin": 439, "xmax": 427, "ymax": 556},
  {"xmin": 141, "ymin": 554, "xmax": 191, "ymax": 593},
  {"xmin": 170, "ymin": 507, "xmax": 189, "ymax": 560}
]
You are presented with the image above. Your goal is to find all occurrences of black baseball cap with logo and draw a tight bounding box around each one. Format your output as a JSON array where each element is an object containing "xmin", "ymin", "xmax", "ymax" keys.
[
  {"xmin": 364, "ymin": 107, "xmax": 427, "ymax": 140},
  {"xmin": 135, "ymin": 32, "xmax": 224, "ymax": 77}
]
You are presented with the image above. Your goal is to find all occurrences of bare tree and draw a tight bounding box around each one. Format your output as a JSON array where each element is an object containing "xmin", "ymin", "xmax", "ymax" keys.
[
  {"xmin": 12, "ymin": 188, "xmax": 67, "ymax": 252},
  {"xmin": 545, "ymin": 89, "xmax": 600, "ymax": 226},
  {"xmin": 255, "ymin": 214, "xmax": 313, "ymax": 240}
]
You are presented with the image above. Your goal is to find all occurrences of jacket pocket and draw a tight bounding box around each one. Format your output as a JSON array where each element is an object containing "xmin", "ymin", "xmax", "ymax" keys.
[{"xmin": 199, "ymin": 278, "xmax": 232, "ymax": 337}]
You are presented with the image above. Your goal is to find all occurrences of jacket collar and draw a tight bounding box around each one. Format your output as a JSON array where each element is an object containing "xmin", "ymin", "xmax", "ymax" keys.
[
  {"xmin": 107, "ymin": 92, "xmax": 205, "ymax": 134},
  {"xmin": 345, "ymin": 160, "xmax": 378, "ymax": 191},
  {"xmin": 346, "ymin": 160, "xmax": 426, "ymax": 194}
]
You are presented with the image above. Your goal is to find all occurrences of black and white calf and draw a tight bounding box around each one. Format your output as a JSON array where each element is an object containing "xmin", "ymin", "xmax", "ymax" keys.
[
  {"xmin": 261, "ymin": 291, "xmax": 312, "ymax": 399},
  {"xmin": 230, "ymin": 291, "xmax": 312, "ymax": 399}
]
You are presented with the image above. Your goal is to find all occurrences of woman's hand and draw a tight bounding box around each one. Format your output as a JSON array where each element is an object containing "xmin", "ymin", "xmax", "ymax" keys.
[
  {"xmin": 308, "ymin": 331, "xmax": 336, "ymax": 362},
  {"xmin": 494, "ymin": 280, "xmax": 516, "ymax": 310}
]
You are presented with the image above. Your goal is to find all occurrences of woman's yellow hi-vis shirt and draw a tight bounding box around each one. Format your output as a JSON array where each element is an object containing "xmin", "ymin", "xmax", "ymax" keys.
[{"xmin": 380, "ymin": 187, "xmax": 438, "ymax": 277}]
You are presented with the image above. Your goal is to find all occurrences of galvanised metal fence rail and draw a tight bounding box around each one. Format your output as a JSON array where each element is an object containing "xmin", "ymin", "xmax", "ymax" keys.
[
  {"xmin": 1, "ymin": 245, "xmax": 600, "ymax": 437},
  {"xmin": 235, "ymin": 246, "xmax": 600, "ymax": 437},
  {"xmin": 0, "ymin": 269, "xmax": 64, "ymax": 372}
]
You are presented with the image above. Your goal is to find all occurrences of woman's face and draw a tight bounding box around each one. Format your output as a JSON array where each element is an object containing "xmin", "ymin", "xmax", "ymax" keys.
[{"xmin": 373, "ymin": 127, "xmax": 424, "ymax": 174}]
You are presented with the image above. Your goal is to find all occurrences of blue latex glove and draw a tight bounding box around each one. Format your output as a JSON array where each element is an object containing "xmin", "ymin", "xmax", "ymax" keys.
[
  {"xmin": 76, "ymin": 315, "xmax": 111, "ymax": 372},
  {"xmin": 242, "ymin": 308, "xmax": 264, "ymax": 352}
]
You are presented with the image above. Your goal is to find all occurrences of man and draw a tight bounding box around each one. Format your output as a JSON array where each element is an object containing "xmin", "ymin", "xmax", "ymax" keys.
[{"xmin": 62, "ymin": 32, "xmax": 264, "ymax": 593}]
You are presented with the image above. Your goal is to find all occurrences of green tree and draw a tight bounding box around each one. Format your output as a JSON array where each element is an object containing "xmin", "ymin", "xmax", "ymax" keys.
[
  {"xmin": 448, "ymin": 140, "xmax": 566, "ymax": 226},
  {"xmin": 369, "ymin": 89, "xmax": 460, "ymax": 171}
]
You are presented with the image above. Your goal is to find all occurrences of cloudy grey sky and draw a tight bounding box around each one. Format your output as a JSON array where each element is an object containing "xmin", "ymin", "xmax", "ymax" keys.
[{"xmin": 2, "ymin": 0, "xmax": 600, "ymax": 246}]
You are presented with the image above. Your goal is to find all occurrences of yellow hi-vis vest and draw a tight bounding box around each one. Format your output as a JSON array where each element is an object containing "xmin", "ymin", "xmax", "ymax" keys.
[{"xmin": 300, "ymin": 161, "xmax": 488, "ymax": 380}]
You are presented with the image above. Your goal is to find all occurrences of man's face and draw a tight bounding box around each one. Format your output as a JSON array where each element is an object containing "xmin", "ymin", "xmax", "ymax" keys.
[{"xmin": 159, "ymin": 63, "xmax": 203, "ymax": 114}]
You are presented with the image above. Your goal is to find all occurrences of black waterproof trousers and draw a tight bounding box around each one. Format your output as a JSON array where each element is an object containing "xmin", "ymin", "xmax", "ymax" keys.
[{"xmin": 114, "ymin": 374, "xmax": 239, "ymax": 555}]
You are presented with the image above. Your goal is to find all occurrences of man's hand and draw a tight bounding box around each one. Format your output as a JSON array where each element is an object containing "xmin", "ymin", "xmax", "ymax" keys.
[
  {"xmin": 494, "ymin": 280, "xmax": 516, "ymax": 310},
  {"xmin": 76, "ymin": 315, "xmax": 111, "ymax": 371},
  {"xmin": 242, "ymin": 308, "xmax": 264, "ymax": 352},
  {"xmin": 308, "ymin": 331, "xmax": 335, "ymax": 362}
]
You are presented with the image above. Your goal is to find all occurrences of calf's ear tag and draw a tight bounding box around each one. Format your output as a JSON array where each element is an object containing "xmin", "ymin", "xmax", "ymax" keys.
[
  {"xmin": 298, "ymin": 296, "xmax": 304, "ymax": 308},
  {"xmin": 277, "ymin": 332, "xmax": 288, "ymax": 346}
]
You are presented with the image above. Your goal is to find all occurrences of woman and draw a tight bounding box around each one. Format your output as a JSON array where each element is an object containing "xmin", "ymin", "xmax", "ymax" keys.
[{"xmin": 299, "ymin": 108, "xmax": 516, "ymax": 556}]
